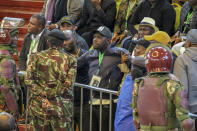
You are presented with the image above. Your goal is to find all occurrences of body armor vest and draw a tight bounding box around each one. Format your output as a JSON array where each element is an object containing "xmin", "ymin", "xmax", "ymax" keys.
[{"xmin": 137, "ymin": 74, "xmax": 180, "ymax": 130}]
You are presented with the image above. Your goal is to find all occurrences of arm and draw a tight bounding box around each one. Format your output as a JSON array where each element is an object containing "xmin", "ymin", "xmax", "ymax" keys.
[
  {"xmin": 127, "ymin": 4, "xmax": 141, "ymax": 35},
  {"xmin": 41, "ymin": 0, "xmax": 48, "ymax": 15},
  {"xmin": 96, "ymin": 2, "xmax": 116, "ymax": 30},
  {"xmin": 77, "ymin": 0, "xmax": 89, "ymax": 29},
  {"xmin": 114, "ymin": 0, "xmax": 127, "ymax": 34},
  {"xmin": 131, "ymin": 79, "xmax": 141, "ymax": 130},
  {"xmin": 25, "ymin": 54, "xmax": 43, "ymax": 96},
  {"xmin": 161, "ymin": 6, "xmax": 176, "ymax": 36},
  {"xmin": 62, "ymin": 56, "xmax": 77, "ymax": 95},
  {"xmin": 167, "ymin": 80, "xmax": 194, "ymax": 131},
  {"xmin": 67, "ymin": 0, "xmax": 83, "ymax": 21},
  {"xmin": 19, "ymin": 36, "xmax": 28, "ymax": 71},
  {"xmin": 0, "ymin": 59, "xmax": 19, "ymax": 111},
  {"xmin": 173, "ymin": 56, "xmax": 189, "ymax": 92},
  {"xmin": 77, "ymin": 51, "xmax": 88, "ymax": 69}
]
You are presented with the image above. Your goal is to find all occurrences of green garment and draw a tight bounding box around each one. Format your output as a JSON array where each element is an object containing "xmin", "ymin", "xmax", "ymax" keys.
[
  {"xmin": 132, "ymin": 73, "xmax": 192, "ymax": 131},
  {"xmin": 114, "ymin": 0, "xmax": 141, "ymax": 34},
  {"xmin": 25, "ymin": 48, "xmax": 77, "ymax": 130},
  {"xmin": 0, "ymin": 54, "xmax": 20, "ymax": 115}
]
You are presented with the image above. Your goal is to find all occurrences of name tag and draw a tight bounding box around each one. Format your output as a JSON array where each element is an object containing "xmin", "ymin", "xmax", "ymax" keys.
[{"xmin": 89, "ymin": 75, "xmax": 101, "ymax": 87}]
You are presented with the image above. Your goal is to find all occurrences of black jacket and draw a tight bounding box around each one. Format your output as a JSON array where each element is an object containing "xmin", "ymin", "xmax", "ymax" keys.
[
  {"xmin": 78, "ymin": 0, "xmax": 116, "ymax": 31},
  {"xmin": 128, "ymin": 0, "xmax": 176, "ymax": 36},
  {"xmin": 78, "ymin": 46, "xmax": 129, "ymax": 99},
  {"xmin": 178, "ymin": 2, "xmax": 197, "ymax": 33},
  {"xmin": 74, "ymin": 49, "xmax": 89, "ymax": 106},
  {"xmin": 19, "ymin": 29, "xmax": 49, "ymax": 71},
  {"xmin": 76, "ymin": 34, "xmax": 89, "ymax": 50}
]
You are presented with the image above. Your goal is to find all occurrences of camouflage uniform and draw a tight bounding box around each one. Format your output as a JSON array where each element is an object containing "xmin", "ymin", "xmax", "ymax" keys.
[
  {"xmin": 114, "ymin": 0, "xmax": 141, "ymax": 34},
  {"xmin": 132, "ymin": 73, "xmax": 194, "ymax": 131},
  {"xmin": 25, "ymin": 48, "xmax": 77, "ymax": 131},
  {"xmin": 0, "ymin": 17, "xmax": 24, "ymax": 117},
  {"xmin": 132, "ymin": 45, "xmax": 194, "ymax": 131},
  {"xmin": 0, "ymin": 51, "xmax": 21, "ymax": 115}
]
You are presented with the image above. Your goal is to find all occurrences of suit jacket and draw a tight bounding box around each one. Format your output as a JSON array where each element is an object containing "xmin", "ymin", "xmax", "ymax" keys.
[
  {"xmin": 19, "ymin": 29, "xmax": 49, "ymax": 71},
  {"xmin": 42, "ymin": 0, "xmax": 83, "ymax": 22}
]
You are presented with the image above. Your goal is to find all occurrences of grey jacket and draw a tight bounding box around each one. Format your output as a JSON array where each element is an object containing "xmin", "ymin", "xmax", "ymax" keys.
[
  {"xmin": 42, "ymin": 0, "xmax": 83, "ymax": 22},
  {"xmin": 174, "ymin": 47, "xmax": 197, "ymax": 113}
]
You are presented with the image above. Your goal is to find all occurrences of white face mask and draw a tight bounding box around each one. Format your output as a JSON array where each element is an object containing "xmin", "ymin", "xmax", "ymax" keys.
[{"xmin": 180, "ymin": 47, "xmax": 186, "ymax": 55}]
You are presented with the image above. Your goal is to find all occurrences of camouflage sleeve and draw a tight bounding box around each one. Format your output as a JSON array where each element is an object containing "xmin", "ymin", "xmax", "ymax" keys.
[
  {"xmin": 0, "ymin": 58, "xmax": 19, "ymax": 101},
  {"xmin": 131, "ymin": 78, "xmax": 141, "ymax": 129},
  {"xmin": 0, "ymin": 58, "xmax": 20, "ymax": 112},
  {"xmin": 25, "ymin": 54, "xmax": 43, "ymax": 95},
  {"xmin": 62, "ymin": 55, "xmax": 77, "ymax": 95},
  {"xmin": 166, "ymin": 80, "xmax": 190, "ymax": 122}
]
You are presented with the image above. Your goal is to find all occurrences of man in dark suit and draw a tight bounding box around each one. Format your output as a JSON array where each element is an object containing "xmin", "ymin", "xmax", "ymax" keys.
[{"xmin": 19, "ymin": 14, "xmax": 49, "ymax": 71}]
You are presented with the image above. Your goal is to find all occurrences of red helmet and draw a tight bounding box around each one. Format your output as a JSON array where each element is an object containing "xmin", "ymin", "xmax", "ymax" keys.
[
  {"xmin": 0, "ymin": 17, "xmax": 25, "ymax": 45},
  {"xmin": 145, "ymin": 45, "xmax": 172, "ymax": 73}
]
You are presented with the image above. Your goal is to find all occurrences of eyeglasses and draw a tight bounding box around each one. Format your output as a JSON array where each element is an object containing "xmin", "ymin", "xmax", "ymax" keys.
[{"xmin": 138, "ymin": 27, "xmax": 151, "ymax": 31}]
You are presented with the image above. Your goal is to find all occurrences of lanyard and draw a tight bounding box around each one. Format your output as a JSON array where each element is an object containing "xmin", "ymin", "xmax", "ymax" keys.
[
  {"xmin": 97, "ymin": 51, "xmax": 104, "ymax": 74},
  {"xmin": 125, "ymin": 0, "xmax": 137, "ymax": 28},
  {"xmin": 30, "ymin": 38, "xmax": 40, "ymax": 52},
  {"xmin": 183, "ymin": 11, "xmax": 194, "ymax": 33}
]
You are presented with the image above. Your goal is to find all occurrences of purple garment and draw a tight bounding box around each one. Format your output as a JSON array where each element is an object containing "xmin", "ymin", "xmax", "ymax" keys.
[{"xmin": 45, "ymin": 0, "xmax": 56, "ymax": 22}]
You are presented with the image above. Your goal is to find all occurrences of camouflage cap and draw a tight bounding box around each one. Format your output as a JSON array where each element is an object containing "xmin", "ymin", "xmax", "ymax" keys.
[{"xmin": 60, "ymin": 16, "xmax": 75, "ymax": 26}]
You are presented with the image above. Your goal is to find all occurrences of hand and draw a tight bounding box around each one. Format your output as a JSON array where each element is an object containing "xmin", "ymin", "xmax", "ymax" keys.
[
  {"xmin": 111, "ymin": 33, "xmax": 119, "ymax": 42},
  {"xmin": 118, "ymin": 33, "xmax": 126, "ymax": 42},
  {"xmin": 133, "ymin": 34, "xmax": 139, "ymax": 40},
  {"xmin": 121, "ymin": 52, "xmax": 129, "ymax": 63},
  {"xmin": 42, "ymin": 98, "xmax": 52, "ymax": 109},
  {"xmin": 91, "ymin": 0, "xmax": 101, "ymax": 10},
  {"xmin": 46, "ymin": 24, "xmax": 57, "ymax": 30}
]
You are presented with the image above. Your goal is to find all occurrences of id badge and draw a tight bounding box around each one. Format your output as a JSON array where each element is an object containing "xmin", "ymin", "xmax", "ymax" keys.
[{"xmin": 89, "ymin": 75, "xmax": 101, "ymax": 87}]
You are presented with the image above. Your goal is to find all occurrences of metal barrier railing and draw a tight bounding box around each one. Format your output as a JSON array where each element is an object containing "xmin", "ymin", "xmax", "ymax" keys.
[{"xmin": 74, "ymin": 83, "xmax": 118, "ymax": 131}]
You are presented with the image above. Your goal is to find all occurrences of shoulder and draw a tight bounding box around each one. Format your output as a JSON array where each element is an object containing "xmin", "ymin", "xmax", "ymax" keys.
[
  {"xmin": 102, "ymin": 0, "xmax": 116, "ymax": 8},
  {"xmin": 41, "ymin": 29, "xmax": 49, "ymax": 37},
  {"xmin": 182, "ymin": 2, "xmax": 190, "ymax": 9},
  {"xmin": 162, "ymin": 1, "xmax": 175, "ymax": 11},
  {"xmin": 175, "ymin": 53, "xmax": 188, "ymax": 65},
  {"xmin": 166, "ymin": 74, "xmax": 183, "ymax": 94},
  {"xmin": 24, "ymin": 33, "xmax": 31, "ymax": 40}
]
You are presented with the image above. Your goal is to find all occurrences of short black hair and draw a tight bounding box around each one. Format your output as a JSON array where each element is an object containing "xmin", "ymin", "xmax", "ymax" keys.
[{"xmin": 31, "ymin": 14, "xmax": 46, "ymax": 29}]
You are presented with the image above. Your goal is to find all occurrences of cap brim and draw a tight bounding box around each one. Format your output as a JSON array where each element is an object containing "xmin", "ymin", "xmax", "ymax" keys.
[
  {"xmin": 135, "ymin": 24, "xmax": 159, "ymax": 32},
  {"xmin": 93, "ymin": 30, "xmax": 112, "ymax": 38},
  {"xmin": 60, "ymin": 21, "xmax": 73, "ymax": 26},
  {"xmin": 144, "ymin": 35, "xmax": 153, "ymax": 41}
]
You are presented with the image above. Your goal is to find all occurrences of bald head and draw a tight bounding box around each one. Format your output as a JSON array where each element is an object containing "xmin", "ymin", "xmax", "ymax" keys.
[{"xmin": 0, "ymin": 112, "xmax": 16, "ymax": 131}]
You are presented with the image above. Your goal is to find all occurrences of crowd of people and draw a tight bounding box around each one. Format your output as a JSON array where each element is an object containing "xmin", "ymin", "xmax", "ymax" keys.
[{"xmin": 0, "ymin": 0, "xmax": 197, "ymax": 130}]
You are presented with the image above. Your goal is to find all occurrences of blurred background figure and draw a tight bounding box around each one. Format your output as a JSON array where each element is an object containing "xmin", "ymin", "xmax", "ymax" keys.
[{"xmin": 0, "ymin": 112, "xmax": 16, "ymax": 131}]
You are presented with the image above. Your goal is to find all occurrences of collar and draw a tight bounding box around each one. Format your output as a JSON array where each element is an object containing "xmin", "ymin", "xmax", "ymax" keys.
[{"xmin": 31, "ymin": 29, "xmax": 44, "ymax": 40}]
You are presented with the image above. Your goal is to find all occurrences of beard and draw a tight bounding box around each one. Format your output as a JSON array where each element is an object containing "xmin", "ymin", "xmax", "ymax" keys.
[{"xmin": 93, "ymin": 41, "xmax": 109, "ymax": 51}]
